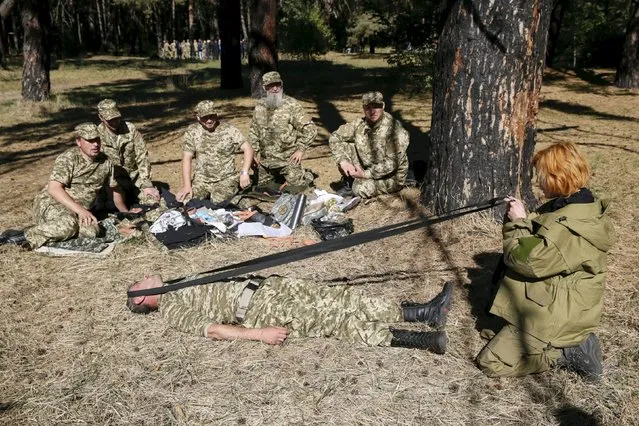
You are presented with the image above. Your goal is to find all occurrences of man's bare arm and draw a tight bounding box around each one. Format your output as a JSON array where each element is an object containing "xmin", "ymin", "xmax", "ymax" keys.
[{"xmin": 206, "ymin": 324, "xmax": 289, "ymax": 345}]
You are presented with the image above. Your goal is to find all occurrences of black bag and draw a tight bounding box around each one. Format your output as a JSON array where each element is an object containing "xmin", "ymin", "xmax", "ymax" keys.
[{"xmin": 311, "ymin": 218, "xmax": 354, "ymax": 241}]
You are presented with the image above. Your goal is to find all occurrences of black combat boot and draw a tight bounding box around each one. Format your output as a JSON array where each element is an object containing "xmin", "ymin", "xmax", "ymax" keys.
[
  {"xmin": 390, "ymin": 328, "xmax": 447, "ymax": 354},
  {"xmin": 0, "ymin": 229, "xmax": 29, "ymax": 248},
  {"xmin": 402, "ymin": 281, "xmax": 453, "ymax": 328},
  {"xmin": 556, "ymin": 334, "xmax": 603, "ymax": 382}
]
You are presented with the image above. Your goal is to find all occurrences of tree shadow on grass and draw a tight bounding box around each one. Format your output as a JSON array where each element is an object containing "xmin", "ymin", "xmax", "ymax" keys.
[{"xmin": 540, "ymin": 99, "xmax": 638, "ymax": 122}]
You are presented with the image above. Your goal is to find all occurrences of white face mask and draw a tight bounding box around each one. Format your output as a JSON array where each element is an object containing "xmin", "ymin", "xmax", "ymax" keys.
[{"xmin": 265, "ymin": 90, "xmax": 284, "ymax": 109}]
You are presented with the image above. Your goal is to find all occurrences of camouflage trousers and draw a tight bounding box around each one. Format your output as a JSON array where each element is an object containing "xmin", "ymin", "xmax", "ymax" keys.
[
  {"xmin": 476, "ymin": 324, "xmax": 562, "ymax": 377},
  {"xmin": 338, "ymin": 145, "xmax": 406, "ymax": 199},
  {"xmin": 257, "ymin": 162, "xmax": 314, "ymax": 187},
  {"xmin": 25, "ymin": 194, "xmax": 99, "ymax": 249},
  {"xmin": 192, "ymin": 175, "xmax": 239, "ymax": 204},
  {"xmin": 243, "ymin": 277, "xmax": 403, "ymax": 346}
]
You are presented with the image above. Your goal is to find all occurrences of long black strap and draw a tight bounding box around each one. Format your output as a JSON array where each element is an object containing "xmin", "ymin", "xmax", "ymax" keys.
[{"xmin": 128, "ymin": 197, "xmax": 506, "ymax": 297}]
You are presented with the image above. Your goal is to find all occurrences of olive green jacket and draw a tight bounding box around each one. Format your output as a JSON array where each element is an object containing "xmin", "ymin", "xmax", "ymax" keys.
[{"xmin": 490, "ymin": 199, "xmax": 615, "ymax": 347}]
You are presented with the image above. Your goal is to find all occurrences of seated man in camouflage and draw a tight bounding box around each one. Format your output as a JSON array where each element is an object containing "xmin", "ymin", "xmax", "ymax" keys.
[
  {"xmin": 176, "ymin": 100, "xmax": 254, "ymax": 204},
  {"xmin": 0, "ymin": 124, "xmax": 129, "ymax": 249},
  {"xmin": 97, "ymin": 98, "xmax": 160, "ymax": 208},
  {"xmin": 328, "ymin": 92, "xmax": 409, "ymax": 199},
  {"xmin": 127, "ymin": 274, "xmax": 453, "ymax": 353},
  {"xmin": 248, "ymin": 71, "xmax": 317, "ymax": 193}
]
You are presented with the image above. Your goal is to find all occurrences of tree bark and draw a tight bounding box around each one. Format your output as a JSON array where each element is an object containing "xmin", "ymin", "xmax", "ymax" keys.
[
  {"xmin": 0, "ymin": 0, "xmax": 16, "ymax": 19},
  {"xmin": 248, "ymin": 0, "xmax": 277, "ymax": 97},
  {"xmin": 422, "ymin": 0, "xmax": 553, "ymax": 214},
  {"xmin": 218, "ymin": 0, "xmax": 243, "ymax": 89},
  {"xmin": 546, "ymin": 0, "xmax": 566, "ymax": 68},
  {"xmin": 615, "ymin": 1, "xmax": 639, "ymax": 88},
  {"xmin": 21, "ymin": 0, "xmax": 51, "ymax": 101}
]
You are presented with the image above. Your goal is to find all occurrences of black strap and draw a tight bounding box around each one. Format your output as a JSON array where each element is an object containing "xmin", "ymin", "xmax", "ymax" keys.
[{"xmin": 128, "ymin": 197, "xmax": 506, "ymax": 297}]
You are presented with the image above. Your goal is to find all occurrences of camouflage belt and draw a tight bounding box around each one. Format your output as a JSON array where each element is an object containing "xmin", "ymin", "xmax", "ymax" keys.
[{"xmin": 235, "ymin": 279, "xmax": 261, "ymax": 323}]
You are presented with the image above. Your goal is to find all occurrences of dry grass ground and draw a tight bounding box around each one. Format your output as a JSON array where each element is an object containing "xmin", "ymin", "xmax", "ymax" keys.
[{"xmin": 0, "ymin": 53, "xmax": 637, "ymax": 425}]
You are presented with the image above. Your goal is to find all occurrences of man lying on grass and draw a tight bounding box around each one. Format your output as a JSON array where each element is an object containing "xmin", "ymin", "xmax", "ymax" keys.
[{"xmin": 127, "ymin": 274, "xmax": 453, "ymax": 353}]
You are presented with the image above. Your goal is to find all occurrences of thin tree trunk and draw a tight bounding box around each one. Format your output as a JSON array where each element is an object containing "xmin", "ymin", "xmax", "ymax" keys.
[
  {"xmin": 11, "ymin": 9, "xmax": 19, "ymax": 51},
  {"xmin": 615, "ymin": 1, "xmax": 639, "ymax": 88},
  {"xmin": 218, "ymin": 0, "xmax": 243, "ymax": 89},
  {"xmin": 95, "ymin": 0, "xmax": 104, "ymax": 50},
  {"xmin": 188, "ymin": 0, "xmax": 195, "ymax": 39},
  {"xmin": 101, "ymin": 0, "xmax": 109, "ymax": 46},
  {"xmin": 172, "ymin": 0, "xmax": 176, "ymax": 41},
  {"xmin": 154, "ymin": 6, "xmax": 162, "ymax": 56},
  {"xmin": 76, "ymin": 10, "xmax": 82, "ymax": 45},
  {"xmin": 423, "ymin": 0, "xmax": 553, "ymax": 214},
  {"xmin": 21, "ymin": 0, "xmax": 51, "ymax": 101},
  {"xmin": 248, "ymin": 0, "xmax": 277, "ymax": 97},
  {"xmin": 546, "ymin": 0, "xmax": 566, "ymax": 68},
  {"xmin": 0, "ymin": 18, "xmax": 6, "ymax": 68},
  {"xmin": 240, "ymin": 0, "xmax": 248, "ymax": 40}
]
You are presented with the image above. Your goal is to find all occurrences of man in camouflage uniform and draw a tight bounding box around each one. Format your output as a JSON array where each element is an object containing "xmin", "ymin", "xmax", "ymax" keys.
[
  {"xmin": 168, "ymin": 40, "xmax": 177, "ymax": 59},
  {"xmin": 328, "ymin": 92, "xmax": 409, "ymax": 198},
  {"xmin": 182, "ymin": 40, "xmax": 191, "ymax": 60},
  {"xmin": 248, "ymin": 71, "xmax": 317, "ymax": 192},
  {"xmin": 161, "ymin": 40, "xmax": 169, "ymax": 59},
  {"xmin": 127, "ymin": 274, "xmax": 453, "ymax": 353},
  {"xmin": 97, "ymin": 99, "xmax": 160, "ymax": 208},
  {"xmin": 176, "ymin": 100, "xmax": 254, "ymax": 204},
  {"xmin": 0, "ymin": 124, "xmax": 129, "ymax": 249}
]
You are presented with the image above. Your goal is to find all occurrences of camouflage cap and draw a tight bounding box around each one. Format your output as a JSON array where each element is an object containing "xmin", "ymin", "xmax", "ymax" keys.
[
  {"xmin": 74, "ymin": 123, "xmax": 100, "ymax": 140},
  {"xmin": 262, "ymin": 71, "xmax": 283, "ymax": 86},
  {"xmin": 195, "ymin": 100, "xmax": 217, "ymax": 117},
  {"xmin": 362, "ymin": 91, "xmax": 384, "ymax": 106},
  {"xmin": 97, "ymin": 98, "xmax": 121, "ymax": 120}
]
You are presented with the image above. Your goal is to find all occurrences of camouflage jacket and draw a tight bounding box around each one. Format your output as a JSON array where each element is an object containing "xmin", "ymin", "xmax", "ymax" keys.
[
  {"xmin": 98, "ymin": 121, "xmax": 153, "ymax": 189},
  {"xmin": 248, "ymin": 95, "xmax": 317, "ymax": 168},
  {"xmin": 159, "ymin": 277, "xmax": 262, "ymax": 336},
  {"xmin": 183, "ymin": 122, "xmax": 245, "ymax": 183},
  {"xmin": 39, "ymin": 147, "xmax": 116, "ymax": 209},
  {"xmin": 329, "ymin": 112, "xmax": 409, "ymax": 180}
]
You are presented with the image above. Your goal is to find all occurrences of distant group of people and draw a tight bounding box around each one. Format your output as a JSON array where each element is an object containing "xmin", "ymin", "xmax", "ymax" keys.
[
  {"xmin": 160, "ymin": 38, "xmax": 248, "ymax": 61},
  {"xmin": 0, "ymin": 69, "xmax": 615, "ymax": 383}
]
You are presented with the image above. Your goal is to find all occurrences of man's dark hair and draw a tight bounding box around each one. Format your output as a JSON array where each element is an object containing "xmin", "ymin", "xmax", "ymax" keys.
[{"xmin": 126, "ymin": 283, "xmax": 154, "ymax": 314}]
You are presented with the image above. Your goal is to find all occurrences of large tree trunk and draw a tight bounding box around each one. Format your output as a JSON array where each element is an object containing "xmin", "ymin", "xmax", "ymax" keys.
[
  {"xmin": 248, "ymin": 0, "xmax": 277, "ymax": 97},
  {"xmin": 422, "ymin": 0, "xmax": 553, "ymax": 214},
  {"xmin": 615, "ymin": 1, "xmax": 639, "ymax": 88},
  {"xmin": 21, "ymin": 0, "xmax": 51, "ymax": 101},
  {"xmin": 546, "ymin": 0, "xmax": 566, "ymax": 68},
  {"xmin": 218, "ymin": 0, "xmax": 243, "ymax": 89}
]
